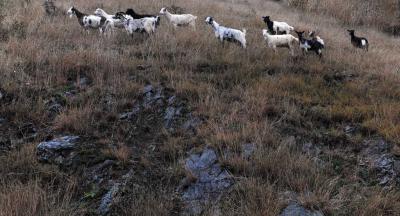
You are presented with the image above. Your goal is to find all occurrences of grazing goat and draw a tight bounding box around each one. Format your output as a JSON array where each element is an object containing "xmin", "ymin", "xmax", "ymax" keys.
[
  {"xmin": 116, "ymin": 13, "xmax": 160, "ymax": 35},
  {"xmin": 159, "ymin": 7, "xmax": 197, "ymax": 29},
  {"xmin": 94, "ymin": 8, "xmax": 124, "ymax": 29},
  {"xmin": 205, "ymin": 16, "xmax": 246, "ymax": 48},
  {"xmin": 309, "ymin": 31, "xmax": 325, "ymax": 47},
  {"xmin": 347, "ymin": 30, "xmax": 369, "ymax": 51},
  {"xmin": 125, "ymin": 8, "xmax": 156, "ymax": 19},
  {"xmin": 262, "ymin": 16, "xmax": 294, "ymax": 35},
  {"xmin": 295, "ymin": 31, "xmax": 324, "ymax": 58},
  {"xmin": 67, "ymin": 7, "xmax": 107, "ymax": 33},
  {"xmin": 262, "ymin": 29, "xmax": 298, "ymax": 55}
]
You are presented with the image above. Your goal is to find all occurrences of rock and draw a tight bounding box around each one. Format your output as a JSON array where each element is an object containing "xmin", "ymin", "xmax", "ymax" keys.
[
  {"xmin": 48, "ymin": 103, "xmax": 63, "ymax": 113},
  {"xmin": 74, "ymin": 75, "xmax": 92, "ymax": 89},
  {"xmin": 242, "ymin": 143, "xmax": 256, "ymax": 159},
  {"xmin": 0, "ymin": 117, "xmax": 6, "ymax": 126},
  {"xmin": 182, "ymin": 115, "xmax": 202, "ymax": 134},
  {"xmin": 280, "ymin": 202, "xmax": 324, "ymax": 216},
  {"xmin": 143, "ymin": 84, "xmax": 153, "ymax": 94},
  {"xmin": 360, "ymin": 139, "xmax": 400, "ymax": 186},
  {"xmin": 37, "ymin": 136, "xmax": 79, "ymax": 164},
  {"xmin": 97, "ymin": 169, "xmax": 133, "ymax": 215},
  {"xmin": 181, "ymin": 148, "xmax": 233, "ymax": 215},
  {"xmin": 302, "ymin": 142, "xmax": 321, "ymax": 156},
  {"xmin": 98, "ymin": 182, "xmax": 120, "ymax": 215}
]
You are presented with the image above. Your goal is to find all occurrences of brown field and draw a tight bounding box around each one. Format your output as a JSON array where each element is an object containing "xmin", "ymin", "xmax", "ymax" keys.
[{"xmin": 1, "ymin": 0, "xmax": 400, "ymax": 215}]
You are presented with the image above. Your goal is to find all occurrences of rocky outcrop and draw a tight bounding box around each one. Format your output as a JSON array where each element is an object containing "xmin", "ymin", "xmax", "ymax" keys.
[
  {"xmin": 360, "ymin": 139, "xmax": 400, "ymax": 186},
  {"xmin": 119, "ymin": 84, "xmax": 202, "ymax": 133},
  {"xmin": 280, "ymin": 202, "xmax": 324, "ymax": 216},
  {"xmin": 37, "ymin": 136, "xmax": 79, "ymax": 165},
  {"xmin": 180, "ymin": 148, "xmax": 233, "ymax": 215}
]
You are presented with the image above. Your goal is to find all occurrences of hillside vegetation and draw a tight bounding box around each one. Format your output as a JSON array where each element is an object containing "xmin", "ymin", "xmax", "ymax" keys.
[{"xmin": 0, "ymin": 0, "xmax": 400, "ymax": 215}]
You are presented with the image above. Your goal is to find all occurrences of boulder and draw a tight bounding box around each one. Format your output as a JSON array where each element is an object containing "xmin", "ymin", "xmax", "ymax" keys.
[{"xmin": 37, "ymin": 136, "xmax": 79, "ymax": 165}]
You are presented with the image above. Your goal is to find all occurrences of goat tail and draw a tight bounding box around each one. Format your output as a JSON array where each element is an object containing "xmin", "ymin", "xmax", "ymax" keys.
[
  {"xmin": 242, "ymin": 29, "xmax": 247, "ymax": 35},
  {"xmin": 289, "ymin": 26, "xmax": 294, "ymax": 31},
  {"xmin": 293, "ymin": 37, "xmax": 299, "ymax": 43}
]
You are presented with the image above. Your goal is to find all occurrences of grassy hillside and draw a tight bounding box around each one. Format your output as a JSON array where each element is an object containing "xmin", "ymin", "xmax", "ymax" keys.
[{"xmin": 0, "ymin": 0, "xmax": 400, "ymax": 215}]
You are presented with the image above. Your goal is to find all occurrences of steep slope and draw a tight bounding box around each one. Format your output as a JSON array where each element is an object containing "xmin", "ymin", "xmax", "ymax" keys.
[{"xmin": 0, "ymin": 0, "xmax": 400, "ymax": 215}]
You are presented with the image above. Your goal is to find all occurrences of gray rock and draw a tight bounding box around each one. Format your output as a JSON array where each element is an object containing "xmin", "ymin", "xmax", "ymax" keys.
[
  {"xmin": 97, "ymin": 169, "xmax": 134, "ymax": 215},
  {"xmin": 119, "ymin": 112, "xmax": 134, "ymax": 120},
  {"xmin": 98, "ymin": 183, "xmax": 120, "ymax": 215},
  {"xmin": 143, "ymin": 84, "xmax": 153, "ymax": 94},
  {"xmin": 37, "ymin": 136, "xmax": 79, "ymax": 164},
  {"xmin": 242, "ymin": 143, "xmax": 256, "ymax": 159},
  {"xmin": 182, "ymin": 115, "xmax": 202, "ymax": 134},
  {"xmin": 360, "ymin": 139, "xmax": 400, "ymax": 186},
  {"xmin": 48, "ymin": 103, "xmax": 63, "ymax": 114},
  {"xmin": 280, "ymin": 202, "xmax": 324, "ymax": 216},
  {"xmin": 164, "ymin": 106, "xmax": 176, "ymax": 128},
  {"xmin": 181, "ymin": 148, "xmax": 233, "ymax": 215}
]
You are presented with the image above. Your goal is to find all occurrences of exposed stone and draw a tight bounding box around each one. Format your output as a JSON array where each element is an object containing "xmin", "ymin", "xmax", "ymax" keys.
[
  {"xmin": 181, "ymin": 148, "xmax": 233, "ymax": 215},
  {"xmin": 97, "ymin": 169, "xmax": 134, "ymax": 215},
  {"xmin": 280, "ymin": 202, "xmax": 324, "ymax": 216},
  {"xmin": 242, "ymin": 143, "xmax": 256, "ymax": 159},
  {"xmin": 98, "ymin": 182, "xmax": 120, "ymax": 215},
  {"xmin": 37, "ymin": 136, "xmax": 79, "ymax": 164},
  {"xmin": 360, "ymin": 139, "xmax": 400, "ymax": 186}
]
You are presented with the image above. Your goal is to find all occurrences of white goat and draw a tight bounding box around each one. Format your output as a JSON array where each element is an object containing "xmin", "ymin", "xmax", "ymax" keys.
[
  {"xmin": 262, "ymin": 29, "xmax": 298, "ymax": 55},
  {"xmin": 262, "ymin": 16, "xmax": 294, "ymax": 35},
  {"xmin": 117, "ymin": 14, "xmax": 160, "ymax": 35},
  {"xmin": 159, "ymin": 7, "xmax": 197, "ymax": 29},
  {"xmin": 67, "ymin": 7, "xmax": 107, "ymax": 33},
  {"xmin": 94, "ymin": 8, "xmax": 125, "ymax": 30},
  {"xmin": 205, "ymin": 17, "xmax": 247, "ymax": 48}
]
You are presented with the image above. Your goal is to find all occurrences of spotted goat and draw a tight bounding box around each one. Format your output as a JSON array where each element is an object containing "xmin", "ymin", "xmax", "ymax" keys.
[{"xmin": 67, "ymin": 7, "xmax": 107, "ymax": 33}]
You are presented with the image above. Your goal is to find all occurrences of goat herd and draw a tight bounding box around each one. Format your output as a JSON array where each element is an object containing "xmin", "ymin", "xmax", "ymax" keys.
[{"xmin": 67, "ymin": 6, "xmax": 370, "ymax": 58}]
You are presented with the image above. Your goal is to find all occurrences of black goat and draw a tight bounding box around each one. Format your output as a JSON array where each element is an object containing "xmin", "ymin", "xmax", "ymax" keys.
[
  {"xmin": 125, "ymin": 9, "xmax": 155, "ymax": 19},
  {"xmin": 347, "ymin": 30, "xmax": 369, "ymax": 51}
]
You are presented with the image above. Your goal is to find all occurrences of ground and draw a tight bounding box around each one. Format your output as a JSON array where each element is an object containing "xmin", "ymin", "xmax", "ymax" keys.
[{"xmin": 0, "ymin": 0, "xmax": 400, "ymax": 215}]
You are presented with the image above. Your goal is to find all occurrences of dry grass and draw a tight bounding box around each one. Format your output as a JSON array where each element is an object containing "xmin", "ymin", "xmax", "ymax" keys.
[{"xmin": 0, "ymin": 0, "xmax": 400, "ymax": 215}]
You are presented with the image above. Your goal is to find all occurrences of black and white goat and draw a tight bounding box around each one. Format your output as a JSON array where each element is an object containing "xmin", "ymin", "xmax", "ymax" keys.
[
  {"xmin": 94, "ymin": 8, "xmax": 125, "ymax": 30},
  {"xmin": 116, "ymin": 13, "xmax": 160, "ymax": 35},
  {"xmin": 205, "ymin": 16, "xmax": 246, "ymax": 48},
  {"xmin": 160, "ymin": 7, "xmax": 197, "ymax": 29},
  {"xmin": 309, "ymin": 31, "xmax": 325, "ymax": 47},
  {"xmin": 125, "ymin": 8, "xmax": 156, "ymax": 19},
  {"xmin": 295, "ymin": 31, "xmax": 324, "ymax": 58},
  {"xmin": 347, "ymin": 30, "xmax": 369, "ymax": 51},
  {"xmin": 67, "ymin": 7, "xmax": 107, "ymax": 33},
  {"xmin": 262, "ymin": 16, "xmax": 294, "ymax": 35}
]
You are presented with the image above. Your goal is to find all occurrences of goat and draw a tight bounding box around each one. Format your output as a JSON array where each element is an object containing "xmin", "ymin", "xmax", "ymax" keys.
[
  {"xmin": 295, "ymin": 31, "xmax": 324, "ymax": 58},
  {"xmin": 309, "ymin": 31, "xmax": 325, "ymax": 47},
  {"xmin": 125, "ymin": 8, "xmax": 156, "ymax": 19},
  {"xmin": 347, "ymin": 30, "xmax": 369, "ymax": 51},
  {"xmin": 94, "ymin": 8, "xmax": 125, "ymax": 30},
  {"xmin": 262, "ymin": 29, "xmax": 298, "ymax": 56},
  {"xmin": 67, "ymin": 7, "xmax": 107, "ymax": 33},
  {"xmin": 205, "ymin": 16, "xmax": 246, "ymax": 48},
  {"xmin": 116, "ymin": 13, "xmax": 160, "ymax": 35},
  {"xmin": 159, "ymin": 7, "xmax": 197, "ymax": 29},
  {"xmin": 262, "ymin": 16, "xmax": 294, "ymax": 35}
]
